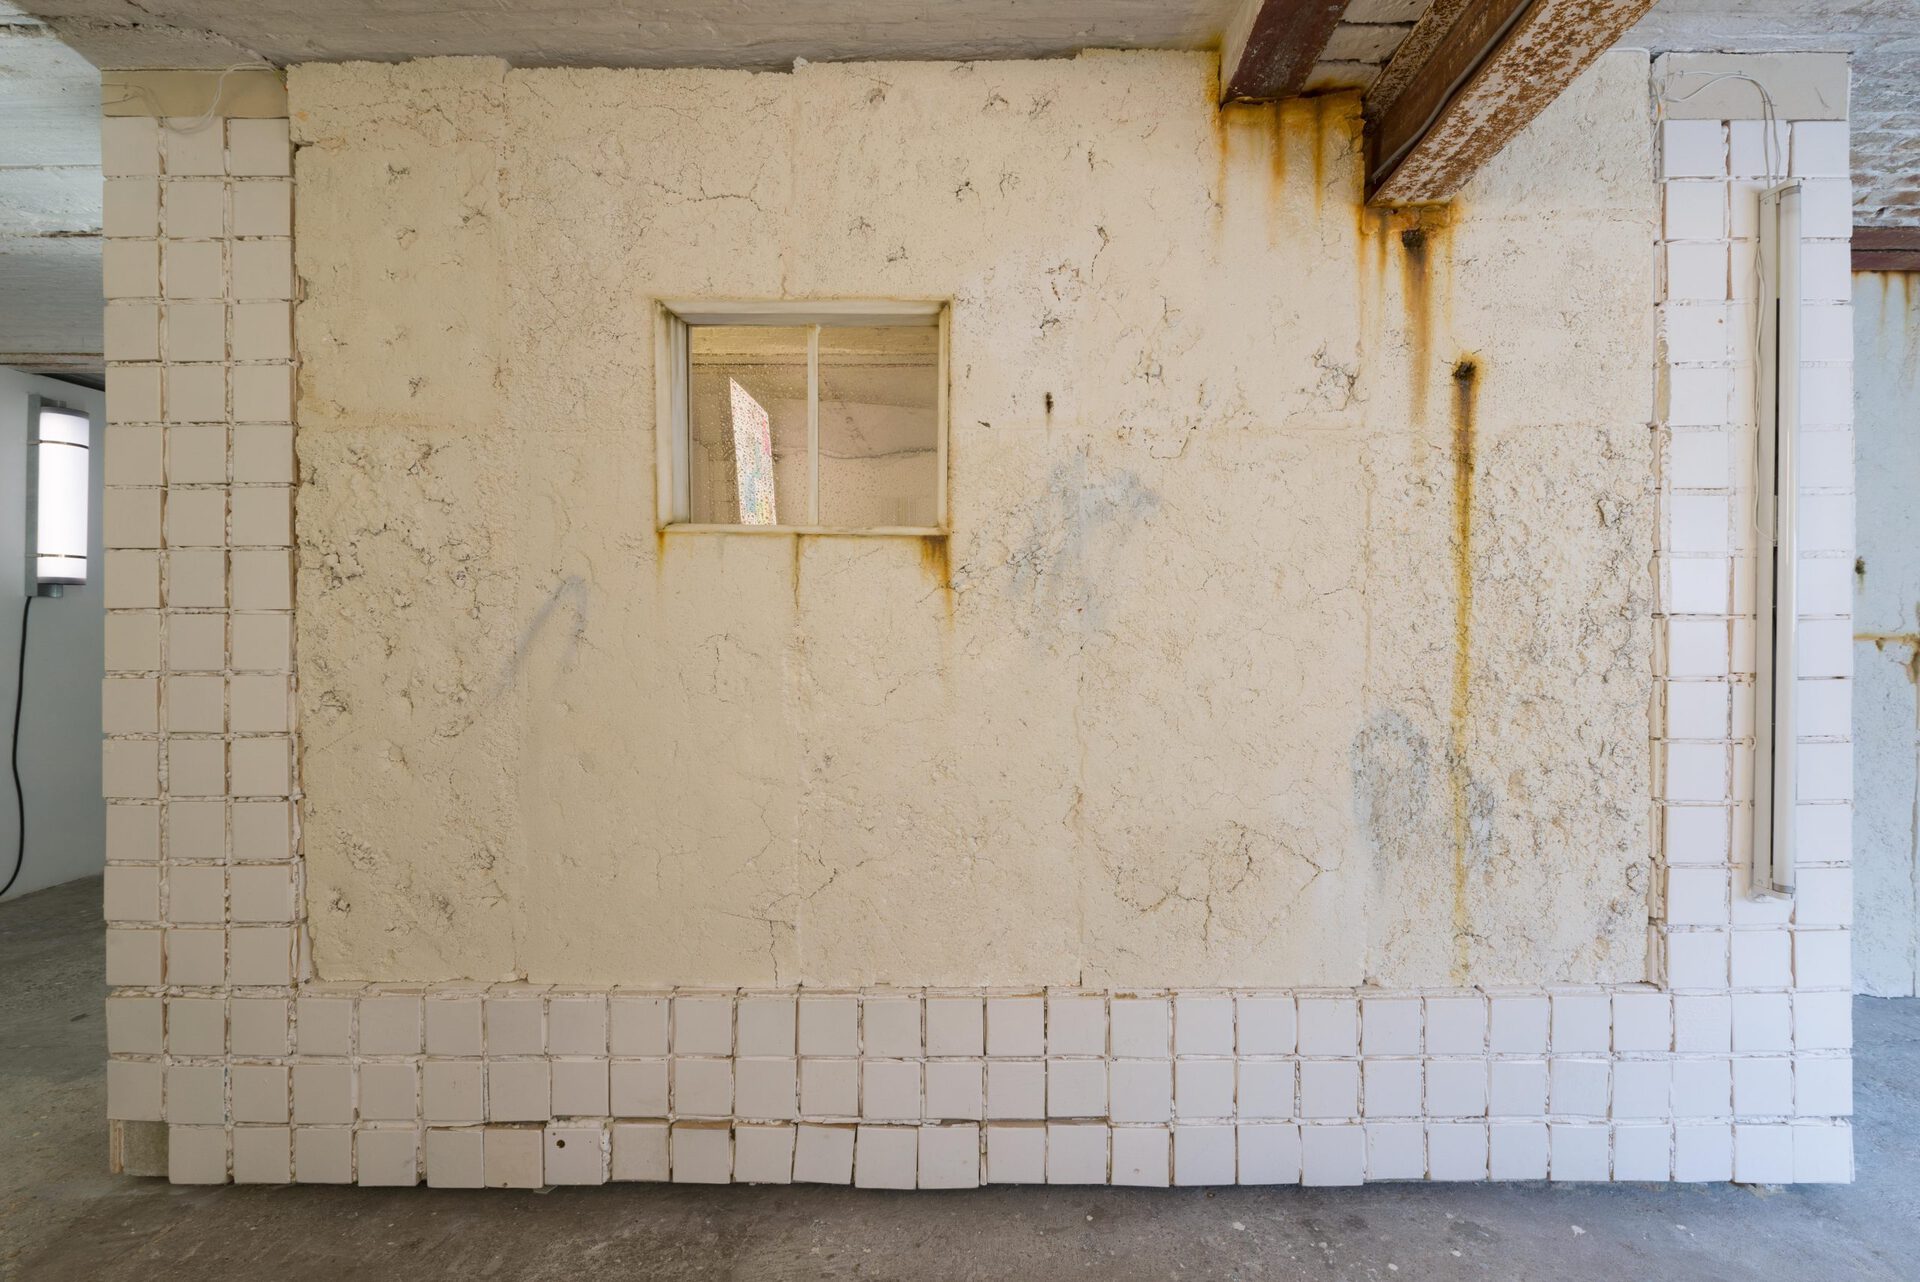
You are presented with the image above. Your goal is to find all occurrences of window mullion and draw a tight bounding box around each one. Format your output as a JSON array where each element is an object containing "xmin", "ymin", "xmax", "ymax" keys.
[{"xmin": 807, "ymin": 324, "xmax": 821, "ymax": 526}]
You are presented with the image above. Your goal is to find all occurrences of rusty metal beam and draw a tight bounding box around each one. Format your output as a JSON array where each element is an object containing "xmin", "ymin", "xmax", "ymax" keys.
[
  {"xmin": 1219, "ymin": 0, "xmax": 1352, "ymax": 102},
  {"xmin": 1364, "ymin": 0, "xmax": 1656, "ymax": 206},
  {"xmin": 1854, "ymin": 226, "xmax": 1920, "ymax": 272}
]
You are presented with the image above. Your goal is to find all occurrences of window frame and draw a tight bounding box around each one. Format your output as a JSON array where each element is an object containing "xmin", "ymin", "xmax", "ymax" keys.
[{"xmin": 654, "ymin": 299, "xmax": 950, "ymax": 535}]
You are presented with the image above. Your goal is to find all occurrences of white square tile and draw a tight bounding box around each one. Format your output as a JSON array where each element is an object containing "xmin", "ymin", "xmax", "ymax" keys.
[
  {"xmin": 294, "ymin": 1126, "xmax": 355, "ymax": 1184},
  {"xmin": 1111, "ymin": 1126, "xmax": 1169, "ymax": 1187},
  {"xmin": 1047, "ymin": 1059, "xmax": 1106, "ymax": 1117},
  {"xmin": 1363, "ymin": 1059, "xmax": 1422, "ymax": 1117},
  {"xmin": 1173, "ymin": 1124, "xmax": 1236, "ymax": 1186},
  {"xmin": 1110, "ymin": 997, "xmax": 1170, "ymax": 1058},
  {"xmin": 610, "ymin": 1121, "xmax": 670, "ymax": 1181},
  {"xmin": 862, "ymin": 996, "xmax": 921, "ymax": 1058},
  {"xmin": 1733, "ymin": 1056, "xmax": 1793, "ymax": 1116},
  {"xmin": 547, "ymin": 995, "xmax": 608, "ymax": 1056},
  {"xmin": 1611, "ymin": 992, "xmax": 1672, "ymax": 1055},
  {"xmin": 670, "ymin": 1123, "xmax": 732, "ymax": 1184},
  {"xmin": 168, "ymin": 1125, "xmax": 231, "ymax": 1185},
  {"xmin": 853, "ymin": 1125, "xmax": 916, "ymax": 1189},
  {"xmin": 1110, "ymin": 1060, "xmax": 1171, "ymax": 1123},
  {"xmin": 925, "ymin": 997, "xmax": 984, "ymax": 1057},
  {"xmin": 473, "ymin": 1127, "xmax": 541, "ymax": 1189},
  {"xmin": 1237, "ymin": 1123, "xmax": 1300, "ymax": 1184},
  {"xmin": 1366, "ymin": 1121, "xmax": 1425, "ymax": 1180},
  {"xmin": 544, "ymin": 1123, "xmax": 607, "ymax": 1185},
  {"xmin": 861, "ymin": 1060, "xmax": 920, "ymax": 1121},
  {"xmin": 1662, "ymin": 120, "xmax": 1725, "ymax": 178},
  {"xmin": 422, "ymin": 1061, "xmax": 483, "ymax": 1124},
  {"xmin": 1548, "ymin": 1123, "xmax": 1608, "ymax": 1181},
  {"xmin": 1427, "ymin": 1122, "xmax": 1488, "ymax": 1181},
  {"xmin": 1046, "ymin": 994, "xmax": 1106, "ymax": 1056},
  {"xmin": 608, "ymin": 1058, "xmax": 669, "ymax": 1120},
  {"xmin": 1791, "ymin": 1121, "xmax": 1852, "ymax": 1182},
  {"xmin": 986, "ymin": 1123, "xmax": 1046, "ymax": 1183},
  {"xmin": 1173, "ymin": 995, "xmax": 1234, "ymax": 1055},
  {"xmin": 1046, "ymin": 1122, "xmax": 1108, "ymax": 1184},
  {"xmin": 1613, "ymin": 1060, "xmax": 1672, "ymax": 1120},
  {"xmin": 1612, "ymin": 1122, "xmax": 1671, "ymax": 1181},
  {"xmin": 986, "ymin": 1059, "xmax": 1045, "ymax": 1119},
  {"xmin": 736, "ymin": 996, "xmax": 796, "ymax": 1057},
  {"xmin": 1237, "ymin": 1059, "xmax": 1294, "ymax": 1119},
  {"xmin": 483, "ymin": 990, "xmax": 545, "ymax": 1051},
  {"xmin": 1792, "ymin": 991, "xmax": 1851, "ymax": 1051},
  {"xmin": 924, "ymin": 1060, "xmax": 983, "ymax": 1120},
  {"xmin": 792, "ymin": 1124, "xmax": 854, "ymax": 1183},
  {"xmin": 673, "ymin": 994, "xmax": 733, "ymax": 1057},
  {"xmin": 734, "ymin": 1125, "xmax": 796, "ymax": 1185},
  {"xmin": 1297, "ymin": 998, "xmax": 1358, "ymax": 1056},
  {"xmin": 1299, "ymin": 1060, "xmax": 1358, "ymax": 1119},
  {"xmin": 918, "ymin": 1124, "xmax": 980, "ymax": 1189},
  {"xmin": 1300, "ymin": 1124, "xmax": 1365, "ymax": 1186},
  {"xmin": 609, "ymin": 994, "xmax": 668, "ymax": 1057},
  {"xmin": 1489, "ymin": 1059, "xmax": 1547, "ymax": 1117},
  {"xmin": 1549, "ymin": 1059, "xmax": 1609, "ymax": 1118},
  {"xmin": 488, "ymin": 1061, "xmax": 551, "ymax": 1123},
  {"xmin": 1362, "ymin": 998, "xmax": 1421, "ymax": 1055},
  {"xmin": 1672, "ymin": 1058, "xmax": 1731, "ymax": 1118},
  {"xmin": 799, "ymin": 1058, "xmax": 858, "ymax": 1117},
  {"xmin": 1424, "ymin": 997, "xmax": 1487, "ymax": 1056},
  {"xmin": 1489, "ymin": 1120, "xmax": 1549, "ymax": 1179},
  {"xmin": 986, "ymin": 996, "xmax": 1043, "ymax": 1057},
  {"xmin": 1426, "ymin": 1059, "xmax": 1487, "ymax": 1117},
  {"xmin": 548, "ymin": 1057, "xmax": 607, "ymax": 1116},
  {"xmin": 1236, "ymin": 995, "xmax": 1296, "ymax": 1055},
  {"xmin": 1173, "ymin": 1058, "xmax": 1234, "ymax": 1119},
  {"xmin": 672, "ymin": 1058, "xmax": 733, "ymax": 1118},
  {"xmin": 1674, "ymin": 1121, "xmax": 1732, "ymax": 1180},
  {"xmin": 1487, "ymin": 994, "xmax": 1548, "ymax": 1054},
  {"xmin": 1732, "ymin": 992, "xmax": 1792, "ymax": 1052},
  {"xmin": 1733, "ymin": 1122, "xmax": 1794, "ymax": 1182}
]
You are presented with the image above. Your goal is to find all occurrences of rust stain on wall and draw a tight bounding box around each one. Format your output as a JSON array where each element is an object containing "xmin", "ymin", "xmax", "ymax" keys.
[
  {"xmin": 790, "ymin": 533, "xmax": 804, "ymax": 612},
  {"xmin": 1392, "ymin": 211, "xmax": 1453, "ymax": 426},
  {"xmin": 1448, "ymin": 355, "xmax": 1480, "ymax": 982},
  {"xmin": 1857, "ymin": 629, "xmax": 1920, "ymax": 683},
  {"xmin": 920, "ymin": 533, "xmax": 955, "ymax": 624}
]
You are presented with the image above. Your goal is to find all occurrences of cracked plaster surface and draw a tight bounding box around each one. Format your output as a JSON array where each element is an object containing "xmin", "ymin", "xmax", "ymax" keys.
[{"xmin": 290, "ymin": 50, "xmax": 1654, "ymax": 989}]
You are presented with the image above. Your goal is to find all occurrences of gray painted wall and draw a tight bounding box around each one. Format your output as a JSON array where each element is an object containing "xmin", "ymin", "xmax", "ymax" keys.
[
  {"xmin": 1853, "ymin": 272, "xmax": 1919, "ymax": 996},
  {"xmin": 0, "ymin": 365, "xmax": 105, "ymax": 900}
]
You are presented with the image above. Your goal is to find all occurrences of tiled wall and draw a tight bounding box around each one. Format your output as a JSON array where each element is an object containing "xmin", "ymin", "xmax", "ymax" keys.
[{"xmin": 97, "ymin": 60, "xmax": 1856, "ymax": 1188}]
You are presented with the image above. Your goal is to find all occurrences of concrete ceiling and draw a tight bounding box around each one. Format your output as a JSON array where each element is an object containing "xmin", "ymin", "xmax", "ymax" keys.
[
  {"xmin": 17, "ymin": 0, "xmax": 1249, "ymax": 69},
  {"xmin": 0, "ymin": 0, "xmax": 101, "ymax": 376},
  {"xmin": 1, "ymin": 0, "xmax": 1914, "ymax": 374}
]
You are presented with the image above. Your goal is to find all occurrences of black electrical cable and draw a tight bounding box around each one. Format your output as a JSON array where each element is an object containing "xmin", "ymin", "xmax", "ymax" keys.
[{"xmin": 3, "ymin": 595, "xmax": 32, "ymax": 899}]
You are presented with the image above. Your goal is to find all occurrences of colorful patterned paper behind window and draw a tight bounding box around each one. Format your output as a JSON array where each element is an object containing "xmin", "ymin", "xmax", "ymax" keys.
[{"xmin": 728, "ymin": 378, "xmax": 777, "ymax": 525}]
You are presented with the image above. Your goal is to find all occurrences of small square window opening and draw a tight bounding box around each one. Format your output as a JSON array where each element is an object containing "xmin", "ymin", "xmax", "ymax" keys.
[{"xmin": 657, "ymin": 301, "xmax": 948, "ymax": 533}]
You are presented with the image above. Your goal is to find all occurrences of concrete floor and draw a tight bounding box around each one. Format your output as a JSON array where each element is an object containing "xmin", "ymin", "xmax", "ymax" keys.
[{"xmin": 4, "ymin": 877, "xmax": 1918, "ymax": 1282}]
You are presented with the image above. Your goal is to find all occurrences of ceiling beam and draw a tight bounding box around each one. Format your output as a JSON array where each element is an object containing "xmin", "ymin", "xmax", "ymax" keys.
[
  {"xmin": 1853, "ymin": 226, "xmax": 1920, "ymax": 272},
  {"xmin": 1219, "ymin": 0, "xmax": 1352, "ymax": 103},
  {"xmin": 1364, "ymin": 0, "xmax": 1656, "ymax": 206}
]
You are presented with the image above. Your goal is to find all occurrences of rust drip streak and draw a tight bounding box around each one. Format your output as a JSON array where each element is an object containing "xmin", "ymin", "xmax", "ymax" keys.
[
  {"xmin": 1400, "ymin": 226, "xmax": 1432, "ymax": 421},
  {"xmin": 1310, "ymin": 97, "xmax": 1327, "ymax": 219},
  {"xmin": 1447, "ymin": 357, "xmax": 1479, "ymax": 983}
]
